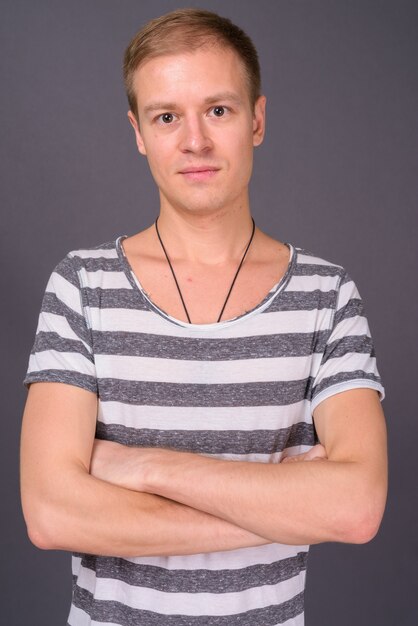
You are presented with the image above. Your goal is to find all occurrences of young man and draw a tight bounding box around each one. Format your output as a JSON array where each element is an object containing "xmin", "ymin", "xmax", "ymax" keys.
[{"xmin": 20, "ymin": 8, "xmax": 387, "ymax": 626}]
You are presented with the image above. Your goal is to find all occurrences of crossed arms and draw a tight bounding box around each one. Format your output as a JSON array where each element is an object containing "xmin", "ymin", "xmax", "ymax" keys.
[{"xmin": 20, "ymin": 382, "xmax": 387, "ymax": 557}]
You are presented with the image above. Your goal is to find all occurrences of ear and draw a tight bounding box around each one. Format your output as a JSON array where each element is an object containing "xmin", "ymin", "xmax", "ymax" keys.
[
  {"xmin": 252, "ymin": 95, "xmax": 266, "ymax": 147},
  {"xmin": 127, "ymin": 110, "xmax": 147, "ymax": 156}
]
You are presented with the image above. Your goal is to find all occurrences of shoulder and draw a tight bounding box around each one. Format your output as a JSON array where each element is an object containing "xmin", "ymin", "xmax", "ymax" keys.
[
  {"xmin": 258, "ymin": 228, "xmax": 347, "ymax": 281},
  {"xmin": 292, "ymin": 246, "xmax": 346, "ymax": 277},
  {"xmin": 288, "ymin": 247, "xmax": 368, "ymax": 335},
  {"xmin": 44, "ymin": 238, "xmax": 124, "ymax": 297},
  {"xmin": 286, "ymin": 246, "xmax": 360, "ymax": 318},
  {"xmin": 51, "ymin": 238, "xmax": 122, "ymax": 275},
  {"xmin": 66, "ymin": 239, "xmax": 121, "ymax": 264},
  {"xmin": 291, "ymin": 245, "xmax": 354, "ymax": 289}
]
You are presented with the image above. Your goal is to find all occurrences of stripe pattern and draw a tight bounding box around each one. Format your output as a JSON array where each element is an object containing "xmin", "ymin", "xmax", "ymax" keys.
[{"xmin": 24, "ymin": 237, "xmax": 384, "ymax": 626}]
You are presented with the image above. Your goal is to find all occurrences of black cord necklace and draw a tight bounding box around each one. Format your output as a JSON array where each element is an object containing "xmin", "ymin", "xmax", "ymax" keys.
[{"xmin": 154, "ymin": 216, "xmax": 256, "ymax": 324}]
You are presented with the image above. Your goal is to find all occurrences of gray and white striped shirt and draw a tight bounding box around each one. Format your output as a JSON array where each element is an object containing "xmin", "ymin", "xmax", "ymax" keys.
[{"xmin": 24, "ymin": 236, "xmax": 384, "ymax": 626}]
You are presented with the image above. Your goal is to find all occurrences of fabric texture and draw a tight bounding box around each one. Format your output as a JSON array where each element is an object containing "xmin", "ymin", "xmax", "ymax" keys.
[{"xmin": 24, "ymin": 236, "xmax": 384, "ymax": 626}]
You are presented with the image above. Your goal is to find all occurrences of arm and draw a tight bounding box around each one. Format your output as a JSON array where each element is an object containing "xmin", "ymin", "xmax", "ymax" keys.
[
  {"xmin": 92, "ymin": 388, "xmax": 387, "ymax": 546},
  {"xmin": 20, "ymin": 382, "xmax": 269, "ymax": 557}
]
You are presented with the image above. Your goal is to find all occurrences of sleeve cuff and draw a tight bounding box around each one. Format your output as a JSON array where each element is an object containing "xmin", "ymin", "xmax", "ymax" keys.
[{"xmin": 311, "ymin": 379, "xmax": 385, "ymax": 414}]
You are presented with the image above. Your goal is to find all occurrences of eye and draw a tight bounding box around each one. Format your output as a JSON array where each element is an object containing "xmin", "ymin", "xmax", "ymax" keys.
[
  {"xmin": 158, "ymin": 113, "xmax": 175, "ymax": 124},
  {"xmin": 212, "ymin": 106, "xmax": 226, "ymax": 117}
]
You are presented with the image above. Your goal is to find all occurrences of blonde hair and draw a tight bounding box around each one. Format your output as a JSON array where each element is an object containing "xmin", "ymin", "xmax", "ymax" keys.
[{"xmin": 123, "ymin": 8, "xmax": 261, "ymax": 119}]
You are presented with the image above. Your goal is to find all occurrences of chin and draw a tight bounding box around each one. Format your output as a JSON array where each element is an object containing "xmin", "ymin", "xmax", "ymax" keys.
[
  {"xmin": 185, "ymin": 201, "xmax": 230, "ymax": 217},
  {"xmin": 168, "ymin": 192, "xmax": 231, "ymax": 217}
]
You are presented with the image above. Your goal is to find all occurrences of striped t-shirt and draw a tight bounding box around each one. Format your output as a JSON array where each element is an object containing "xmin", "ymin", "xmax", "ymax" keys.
[{"xmin": 24, "ymin": 236, "xmax": 384, "ymax": 626}]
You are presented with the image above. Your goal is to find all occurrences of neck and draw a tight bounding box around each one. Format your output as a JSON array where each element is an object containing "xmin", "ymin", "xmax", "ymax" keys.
[{"xmin": 155, "ymin": 206, "xmax": 255, "ymax": 265}]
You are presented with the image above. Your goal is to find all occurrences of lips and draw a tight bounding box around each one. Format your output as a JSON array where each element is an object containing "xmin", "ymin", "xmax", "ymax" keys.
[{"xmin": 178, "ymin": 166, "xmax": 220, "ymax": 182}]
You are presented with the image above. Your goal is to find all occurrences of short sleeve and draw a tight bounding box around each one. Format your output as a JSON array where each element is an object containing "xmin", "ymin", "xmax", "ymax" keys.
[
  {"xmin": 311, "ymin": 271, "xmax": 384, "ymax": 412},
  {"xmin": 23, "ymin": 254, "xmax": 97, "ymax": 394}
]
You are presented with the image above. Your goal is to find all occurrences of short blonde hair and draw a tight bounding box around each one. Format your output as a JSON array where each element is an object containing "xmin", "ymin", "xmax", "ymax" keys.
[{"xmin": 123, "ymin": 8, "xmax": 261, "ymax": 119}]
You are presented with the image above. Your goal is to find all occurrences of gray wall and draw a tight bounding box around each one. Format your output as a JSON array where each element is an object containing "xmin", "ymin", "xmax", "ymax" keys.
[{"xmin": 1, "ymin": 1, "xmax": 417, "ymax": 624}]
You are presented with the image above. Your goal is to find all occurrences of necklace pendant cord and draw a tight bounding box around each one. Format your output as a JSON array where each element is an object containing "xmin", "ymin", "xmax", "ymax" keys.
[{"xmin": 155, "ymin": 217, "xmax": 256, "ymax": 324}]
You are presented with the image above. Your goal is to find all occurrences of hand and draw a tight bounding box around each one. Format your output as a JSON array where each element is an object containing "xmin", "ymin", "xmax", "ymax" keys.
[
  {"xmin": 281, "ymin": 444, "xmax": 328, "ymax": 464},
  {"xmin": 90, "ymin": 442, "xmax": 219, "ymax": 495}
]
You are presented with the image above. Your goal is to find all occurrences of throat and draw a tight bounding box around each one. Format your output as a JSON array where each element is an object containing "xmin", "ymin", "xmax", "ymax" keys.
[{"xmin": 154, "ymin": 216, "xmax": 256, "ymax": 324}]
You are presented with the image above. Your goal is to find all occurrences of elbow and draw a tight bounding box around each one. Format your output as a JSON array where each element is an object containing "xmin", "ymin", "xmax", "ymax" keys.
[
  {"xmin": 26, "ymin": 522, "xmax": 53, "ymax": 551},
  {"xmin": 334, "ymin": 465, "xmax": 388, "ymax": 545},
  {"xmin": 22, "ymin": 500, "xmax": 61, "ymax": 551},
  {"xmin": 338, "ymin": 493, "xmax": 386, "ymax": 545},
  {"xmin": 344, "ymin": 511, "xmax": 383, "ymax": 545}
]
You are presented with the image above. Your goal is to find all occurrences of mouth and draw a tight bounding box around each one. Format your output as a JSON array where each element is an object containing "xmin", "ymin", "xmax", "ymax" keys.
[{"xmin": 178, "ymin": 166, "xmax": 220, "ymax": 182}]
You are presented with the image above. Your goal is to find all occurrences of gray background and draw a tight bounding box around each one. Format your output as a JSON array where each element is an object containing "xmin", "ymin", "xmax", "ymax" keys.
[{"xmin": 1, "ymin": 0, "xmax": 417, "ymax": 624}]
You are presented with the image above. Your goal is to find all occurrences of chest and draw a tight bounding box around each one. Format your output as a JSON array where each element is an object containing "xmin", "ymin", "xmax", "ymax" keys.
[
  {"xmin": 129, "ymin": 255, "xmax": 290, "ymax": 325},
  {"xmin": 89, "ymin": 273, "xmax": 327, "ymax": 457}
]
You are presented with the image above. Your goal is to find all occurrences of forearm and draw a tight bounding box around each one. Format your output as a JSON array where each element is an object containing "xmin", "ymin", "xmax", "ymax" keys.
[
  {"xmin": 23, "ymin": 465, "xmax": 268, "ymax": 557},
  {"xmin": 21, "ymin": 384, "xmax": 269, "ymax": 557},
  {"xmin": 130, "ymin": 392, "xmax": 388, "ymax": 547},
  {"xmin": 139, "ymin": 450, "xmax": 385, "ymax": 546}
]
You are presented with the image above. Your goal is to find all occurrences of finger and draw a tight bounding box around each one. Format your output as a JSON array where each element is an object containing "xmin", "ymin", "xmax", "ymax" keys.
[
  {"xmin": 281, "ymin": 453, "xmax": 307, "ymax": 463},
  {"xmin": 281, "ymin": 444, "xmax": 327, "ymax": 464},
  {"xmin": 303, "ymin": 444, "xmax": 327, "ymax": 461}
]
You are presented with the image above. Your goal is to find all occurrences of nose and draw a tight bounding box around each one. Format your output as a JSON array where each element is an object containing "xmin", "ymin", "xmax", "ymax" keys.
[{"xmin": 178, "ymin": 115, "xmax": 213, "ymax": 154}]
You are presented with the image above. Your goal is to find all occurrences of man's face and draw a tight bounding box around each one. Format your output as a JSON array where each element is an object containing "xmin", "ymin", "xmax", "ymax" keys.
[{"xmin": 128, "ymin": 45, "xmax": 266, "ymax": 218}]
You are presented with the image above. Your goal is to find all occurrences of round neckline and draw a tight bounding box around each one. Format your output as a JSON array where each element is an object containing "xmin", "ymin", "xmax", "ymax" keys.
[{"xmin": 116, "ymin": 235, "xmax": 297, "ymax": 331}]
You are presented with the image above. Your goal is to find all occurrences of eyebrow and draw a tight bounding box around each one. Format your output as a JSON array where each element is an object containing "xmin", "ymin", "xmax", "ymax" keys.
[
  {"xmin": 143, "ymin": 92, "xmax": 243, "ymax": 114},
  {"xmin": 203, "ymin": 92, "xmax": 243, "ymax": 106}
]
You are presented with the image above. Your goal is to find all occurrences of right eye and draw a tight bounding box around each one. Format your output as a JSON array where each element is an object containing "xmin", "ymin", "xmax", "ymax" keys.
[{"xmin": 158, "ymin": 113, "xmax": 175, "ymax": 124}]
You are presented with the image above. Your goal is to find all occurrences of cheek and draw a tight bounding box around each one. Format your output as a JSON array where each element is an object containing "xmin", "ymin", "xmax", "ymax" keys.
[
  {"xmin": 227, "ymin": 124, "xmax": 254, "ymax": 155},
  {"xmin": 144, "ymin": 142, "xmax": 173, "ymax": 179},
  {"xmin": 228, "ymin": 130, "xmax": 254, "ymax": 174}
]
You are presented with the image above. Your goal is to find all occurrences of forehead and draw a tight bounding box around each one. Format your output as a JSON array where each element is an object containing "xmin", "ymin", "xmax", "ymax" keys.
[{"xmin": 132, "ymin": 46, "xmax": 250, "ymax": 107}]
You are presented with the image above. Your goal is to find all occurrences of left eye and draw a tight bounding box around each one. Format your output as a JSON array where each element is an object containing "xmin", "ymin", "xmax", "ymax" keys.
[
  {"xmin": 160, "ymin": 113, "xmax": 174, "ymax": 124},
  {"xmin": 212, "ymin": 106, "xmax": 226, "ymax": 117}
]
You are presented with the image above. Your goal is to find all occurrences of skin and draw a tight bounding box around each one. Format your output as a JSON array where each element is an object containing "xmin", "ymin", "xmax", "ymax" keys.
[
  {"xmin": 128, "ymin": 45, "xmax": 264, "ymax": 221},
  {"xmin": 123, "ymin": 45, "xmax": 285, "ymax": 325},
  {"xmin": 90, "ymin": 389, "xmax": 387, "ymax": 545},
  {"xmin": 20, "ymin": 45, "xmax": 388, "ymax": 556}
]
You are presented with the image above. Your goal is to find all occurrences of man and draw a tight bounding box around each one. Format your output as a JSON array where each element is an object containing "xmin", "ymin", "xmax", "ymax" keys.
[{"xmin": 20, "ymin": 8, "xmax": 387, "ymax": 626}]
